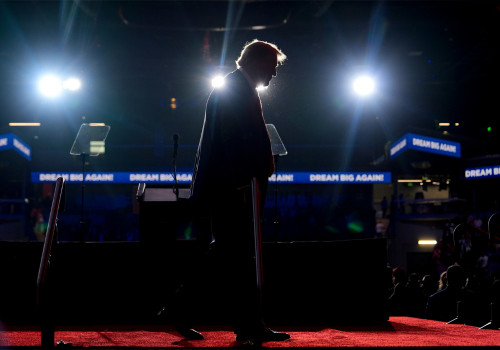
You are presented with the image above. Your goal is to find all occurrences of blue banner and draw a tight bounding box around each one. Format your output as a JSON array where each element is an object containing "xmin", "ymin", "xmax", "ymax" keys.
[
  {"xmin": 465, "ymin": 166, "xmax": 500, "ymax": 179},
  {"xmin": 389, "ymin": 133, "xmax": 461, "ymax": 160},
  {"xmin": 31, "ymin": 172, "xmax": 392, "ymax": 184},
  {"xmin": 389, "ymin": 135, "xmax": 408, "ymax": 159},
  {"xmin": 0, "ymin": 133, "xmax": 31, "ymax": 160},
  {"xmin": 31, "ymin": 172, "xmax": 193, "ymax": 184}
]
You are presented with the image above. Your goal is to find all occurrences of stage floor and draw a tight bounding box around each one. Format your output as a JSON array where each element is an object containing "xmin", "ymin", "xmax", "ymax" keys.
[{"xmin": 1, "ymin": 317, "xmax": 499, "ymax": 349}]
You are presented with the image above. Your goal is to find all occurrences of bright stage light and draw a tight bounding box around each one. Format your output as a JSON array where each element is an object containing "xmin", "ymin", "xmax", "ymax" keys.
[
  {"xmin": 418, "ymin": 240, "xmax": 437, "ymax": 245},
  {"xmin": 212, "ymin": 76, "xmax": 224, "ymax": 88},
  {"xmin": 63, "ymin": 78, "xmax": 81, "ymax": 91},
  {"xmin": 38, "ymin": 76, "xmax": 62, "ymax": 97},
  {"xmin": 353, "ymin": 76, "xmax": 374, "ymax": 96}
]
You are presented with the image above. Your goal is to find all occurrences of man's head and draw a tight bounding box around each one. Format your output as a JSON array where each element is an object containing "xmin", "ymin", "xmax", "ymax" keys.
[
  {"xmin": 421, "ymin": 275, "xmax": 438, "ymax": 295},
  {"xmin": 236, "ymin": 39, "xmax": 286, "ymax": 87},
  {"xmin": 392, "ymin": 267, "xmax": 407, "ymax": 285},
  {"xmin": 446, "ymin": 265, "xmax": 465, "ymax": 288}
]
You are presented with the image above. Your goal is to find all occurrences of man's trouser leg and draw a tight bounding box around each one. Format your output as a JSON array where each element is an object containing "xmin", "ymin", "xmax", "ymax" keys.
[{"xmin": 210, "ymin": 196, "xmax": 261, "ymax": 336}]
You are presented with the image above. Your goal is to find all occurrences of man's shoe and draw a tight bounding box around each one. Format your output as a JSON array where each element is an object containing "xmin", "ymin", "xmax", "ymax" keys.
[
  {"xmin": 172, "ymin": 324, "xmax": 204, "ymax": 340},
  {"xmin": 241, "ymin": 340, "xmax": 256, "ymax": 348},
  {"xmin": 236, "ymin": 326, "xmax": 290, "ymax": 342},
  {"xmin": 157, "ymin": 308, "xmax": 204, "ymax": 340}
]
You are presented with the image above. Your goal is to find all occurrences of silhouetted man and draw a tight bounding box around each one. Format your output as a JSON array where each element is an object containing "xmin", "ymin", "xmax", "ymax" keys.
[
  {"xmin": 425, "ymin": 265, "xmax": 474, "ymax": 321},
  {"xmin": 158, "ymin": 40, "xmax": 289, "ymax": 343},
  {"xmin": 381, "ymin": 196, "xmax": 387, "ymax": 218},
  {"xmin": 388, "ymin": 267, "xmax": 409, "ymax": 315}
]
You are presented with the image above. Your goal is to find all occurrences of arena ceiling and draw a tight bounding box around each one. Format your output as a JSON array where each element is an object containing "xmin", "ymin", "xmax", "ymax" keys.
[{"xmin": 1, "ymin": 1, "xmax": 499, "ymax": 171}]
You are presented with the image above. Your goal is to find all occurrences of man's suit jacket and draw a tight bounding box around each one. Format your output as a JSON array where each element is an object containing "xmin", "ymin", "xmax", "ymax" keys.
[
  {"xmin": 190, "ymin": 69, "xmax": 273, "ymax": 207},
  {"xmin": 425, "ymin": 286, "xmax": 475, "ymax": 321}
]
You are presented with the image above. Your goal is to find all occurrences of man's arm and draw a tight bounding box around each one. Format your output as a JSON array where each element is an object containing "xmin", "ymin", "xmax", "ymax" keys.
[{"xmin": 218, "ymin": 92, "xmax": 261, "ymax": 188}]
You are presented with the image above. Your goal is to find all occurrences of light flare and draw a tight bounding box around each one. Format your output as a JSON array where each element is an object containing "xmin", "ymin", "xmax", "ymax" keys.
[
  {"xmin": 353, "ymin": 76, "xmax": 375, "ymax": 96},
  {"xmin": 212, "ymin": 76, "xmax": 225, "ymax": 88},
  {"xmin": 39, "ymin": 76, "xmax": 62, "ymax": 97}
]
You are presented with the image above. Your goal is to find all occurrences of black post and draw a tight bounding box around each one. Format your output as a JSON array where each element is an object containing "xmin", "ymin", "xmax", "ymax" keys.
[
  {"xmin": 41, "ymin": 322, "xmax": 55, "ymax": 349},
  {"xmin": 37, "ymin": 178, "xmax": 66, "ymax": 349},
  {"xmin": 173, "ymin": 156, "xmax": 179, "ymax": 200},
  {"xmin": 80, "ymin": 153, "xmax": 86, "ymax": 243},
  {"xmin": 40, "ymin": 271, "xmax": 55, "ymax": 350},
  {"xmin": 22, "ymin": 170, "xmax": 27, "ymax": 236},
  {"xmin": 274, "ymin": 155, "xmax": 279, "ymax": 243},
  {"xmin": 172, "ymin": 134, "xmax": 179, "ymax": 200}
]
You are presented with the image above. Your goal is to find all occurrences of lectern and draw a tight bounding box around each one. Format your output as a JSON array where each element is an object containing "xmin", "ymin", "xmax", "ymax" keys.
[{"xmin": 70, "ymin": 123, "xmax": 110, "ymax": 242}]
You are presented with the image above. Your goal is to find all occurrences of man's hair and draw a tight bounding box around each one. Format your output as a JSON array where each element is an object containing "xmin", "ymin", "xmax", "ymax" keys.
[
  {"xmin": 236, "ymin": 39, "xmax": 287, "ymax": 69},
  {"xmin": 392, "ymin": 267, "xmax": 407, "ymax": 284},
  {"xmin": 446, "ymin": 265, "xmax": 465, "ymax": 288}
]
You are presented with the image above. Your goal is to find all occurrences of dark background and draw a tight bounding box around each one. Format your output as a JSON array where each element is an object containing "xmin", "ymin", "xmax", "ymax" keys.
[
  {"xmin": 2, "ymin": 1, "xmax": 500, "ymax": 170},
  {"xmin": 0, "ymin": 239, "xmax": 387, "ymax": 325},
  {"xmin": 1, "ymin": 1, "xmax": 500, "ymax": 241}
]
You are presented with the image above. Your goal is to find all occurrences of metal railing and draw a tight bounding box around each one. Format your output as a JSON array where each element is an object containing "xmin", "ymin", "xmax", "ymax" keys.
[{"xmin": 36, "ymin": 177, "xmax": 66, "ymax": 349}]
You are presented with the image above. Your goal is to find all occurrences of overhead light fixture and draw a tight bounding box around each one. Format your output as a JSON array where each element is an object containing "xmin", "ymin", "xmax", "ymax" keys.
[
  {"xmin": 89, "ymin": 123, "xmax": 105, "ymax": 126},
  {"xmin": 455, "ymin": 123, "xmax": 459, "ymax": 126},
  {"xmin": 439, "ymin": 123, "xmax": 450, "ymax": 126},
  {"xmin": 353, "ymin": 76, "xmax": 375, "ymax": 96},
  {"xmin": 9, "ymin": 123, "xmax": 41, "ymax": 126},
  {"xmin": 63, "ymin": 78, "xmax": 81, "ymax": 91},
  {"xmin": 418, "ymin": 240, "xmax": 437, "ymax": 245},
  {"xmin": 39, "ymin": 76, "xmax": 62, "ymax": 97}
]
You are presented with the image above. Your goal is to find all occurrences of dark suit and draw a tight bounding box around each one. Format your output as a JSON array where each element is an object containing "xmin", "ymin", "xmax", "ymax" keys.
[
  {"xmin": 425, "ymin": 286, "xmax": 476, "ymax": 322},
  {"xmin": 172, "ymin": 69, "xmax": 274, "ymax": 335},
  {"xmin": 191, "ymin": 69, "xmax": 273, "ymax": 210}
]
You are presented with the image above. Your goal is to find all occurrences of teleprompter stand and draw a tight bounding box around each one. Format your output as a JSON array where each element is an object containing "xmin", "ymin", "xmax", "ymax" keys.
[
  {"xmin": 70, "ymin": 124, "xmax": 110, "ymax": 243},
  {"xmin": 266, "ymin": 124, "xmax": 287, "ymax": 244}
]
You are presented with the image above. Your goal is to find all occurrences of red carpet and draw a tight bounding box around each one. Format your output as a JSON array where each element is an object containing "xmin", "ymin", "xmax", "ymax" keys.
[{"xmin": 1, "ymin": 317, "xmax": 500, "ymax": 348}]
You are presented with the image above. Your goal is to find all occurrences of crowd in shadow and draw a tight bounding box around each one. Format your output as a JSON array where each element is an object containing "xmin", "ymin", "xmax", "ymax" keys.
[
  {"xmin": 432, "ymin": 214, "xmax": 500, "ymax": 277},
  {"xmin": 389, "ymin": 213, "xmax": 500, "ymax": 325},
  {"xmin": 387, "ymin": 264, "xmax": 500, "ymax": 326}
]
